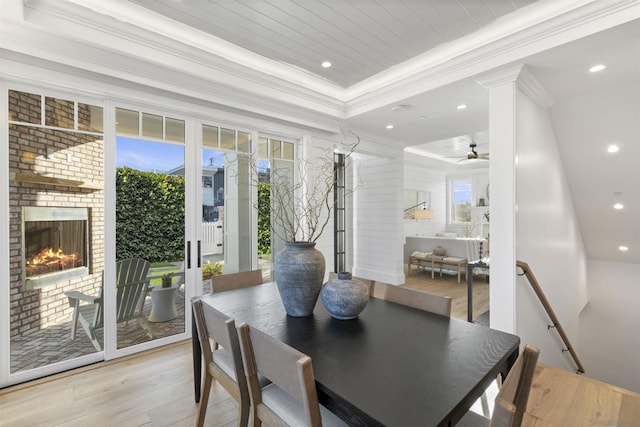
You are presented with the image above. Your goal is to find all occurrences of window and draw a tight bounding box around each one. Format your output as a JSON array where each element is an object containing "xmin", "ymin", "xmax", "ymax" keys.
[{"xmin": 448, "ymin": 176, "xmax": 472, "ymax": 224}]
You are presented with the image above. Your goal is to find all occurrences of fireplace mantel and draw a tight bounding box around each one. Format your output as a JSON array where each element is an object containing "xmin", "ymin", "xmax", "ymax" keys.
[{"xmin": 11, "ymin": 172, "xmax": 103, "ymax": 190}]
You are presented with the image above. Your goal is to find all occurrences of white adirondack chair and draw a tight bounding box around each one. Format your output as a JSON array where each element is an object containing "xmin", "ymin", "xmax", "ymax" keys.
[{"xmin": 65, "ymin": 258, "xmax": 154, "ymax": 351}]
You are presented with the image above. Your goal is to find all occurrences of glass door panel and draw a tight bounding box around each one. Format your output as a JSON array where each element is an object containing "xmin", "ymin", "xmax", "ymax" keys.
[
  {"xmin": 7, "ymin": 89, "xmax": 105, "ymax": 377},
  {"xmin": 115, "ymin": 109, "xmax": 186, "ymax": 350},
  {"xmin": 200, "ymin": 125, "xmax": 253, "ymax": 291}
]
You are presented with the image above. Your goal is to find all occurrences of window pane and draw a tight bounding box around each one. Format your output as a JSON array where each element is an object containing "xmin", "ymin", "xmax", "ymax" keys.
[
  {"xmin": 45, "ymin": 97, "xmax": 74, "ymax": 129},
  {"xmin": 270, "ymin": 139, "xmax": 281, "ymax": 159},
  {"xmin": 78, "ymin": 104, "xmax": 103, "ymax": 133},
  {"xmin": 203, "ymin": 125, "xmax": 219, "ymax": 148},
  {"xmin": 116, "ymin": 108, "xmax": 139, "ymax": 136},
  {"xmin": 452, "ymin": 179, "xmax": 472, "ymax": 222},
  {"xmin": 142, "ymin": 113, "xmax": 163, "ymax": 140},
  {"xmin": 282, "ymin": 142, "xmax": 294, "ymax": 160},
  {"xmin": 237, "ymin": 131, "xmax": 251, "ymax": 153},
  {"xmin": 257, "ymin": 137, "xmax": 268, "ymax": 159},
  {"xmin": 220, "ymin": 128, "xmax": 235, "ymax": 151},
  {"xmin": 9, "ymin": 90, "xmax": 41, "ymax": 124},
  {"xmin": 166, "ymin": 117, "xmax": 185, "ymax": 143}
]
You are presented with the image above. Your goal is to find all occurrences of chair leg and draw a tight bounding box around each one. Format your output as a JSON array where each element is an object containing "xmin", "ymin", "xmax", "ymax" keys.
[
  {"xmin": 480, "ymin": 391, "xmax": 490, "ymax": 417},
  {"xmin": 137, "ymin": 316, "xmax": 154, "ymax": 339},
  {"xmin": 69, "ymin": 302, "xmax": 80, "ymax": 340},
  {"xmin": 196, "ymin": 372, "xmax": 213, "ymax": 427}
]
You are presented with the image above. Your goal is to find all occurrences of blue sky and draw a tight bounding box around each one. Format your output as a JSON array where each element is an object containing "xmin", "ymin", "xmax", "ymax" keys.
[
  {"xmin": 117, "ymin": 137, "xmax": 224, "ymax": 172},
  {"xmin": 453, "ymin": 181, "xmax": 472, "ymax": 205}
]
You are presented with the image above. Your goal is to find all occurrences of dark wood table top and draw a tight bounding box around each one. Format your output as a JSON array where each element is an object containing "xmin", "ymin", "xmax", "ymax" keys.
[{"xmin": 197, "ymin": 282, "xmax": 520, "ymax": 426}]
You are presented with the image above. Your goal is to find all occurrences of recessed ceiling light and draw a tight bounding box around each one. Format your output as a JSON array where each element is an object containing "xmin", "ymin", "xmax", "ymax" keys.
[
  {"xmin": 614, "ymin": 203, "xmax": 624, "ymax": 210},
  {"xmin": 386, "ymin": 124, "xmax": 394, "ymax": 129},
  {"xmin": 321, "ymin": 61, "xmax": 332, "ymax": 68},
  {"xmin": 391, "ymin": 104, "xmax": 409, "ymax": 112},
  {"xmin": 456, "ymin": 104, "xmax": 467, "ymax": 110},
  {"xmin": 607, "ymin": 145, "xmax": 619, "ymax": 153},
  {"xmin": 619, "ymin": 246, "xmax": 629, "ymax": 251},
  {"xmin": 589, "ymin": 64, "xmax": 606, "ymax": 73}
]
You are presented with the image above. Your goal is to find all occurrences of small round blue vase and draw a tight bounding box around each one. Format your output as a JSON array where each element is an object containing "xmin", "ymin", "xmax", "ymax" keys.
[{"xmin": 320, "ymin": 272, "xmax": 369, "ymax": 320}]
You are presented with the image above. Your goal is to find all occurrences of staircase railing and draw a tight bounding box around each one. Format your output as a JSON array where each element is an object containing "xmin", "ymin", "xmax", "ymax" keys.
[{"xmin": 516, "ymin": 260, "xmax": 585, "ymax": 374}]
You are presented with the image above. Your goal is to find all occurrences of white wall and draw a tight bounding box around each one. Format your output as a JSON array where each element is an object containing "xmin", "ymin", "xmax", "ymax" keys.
[
  {"xmin": 580, "ymin": 261, "xmax": 640, "ymax": 393},
  {"xmin": 515, "ymin": 86, "xmax": 589, "ymax": 371},
  {"xmin": 352, "ymin": 150, "xmax": 405, "ymax": 285},
  {"xmin": 403, "ymin": 158, "xmax": 447, "ymax": 237}
]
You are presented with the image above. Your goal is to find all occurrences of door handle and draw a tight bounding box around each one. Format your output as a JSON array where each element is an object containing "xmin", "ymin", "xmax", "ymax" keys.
[
  {"xmin": 187, "ymin": 241, "xmax": 191, "ymax": 269},
  {"xmin": 197, "ymin": 240, "xmax": 202, "ymax": 268}
]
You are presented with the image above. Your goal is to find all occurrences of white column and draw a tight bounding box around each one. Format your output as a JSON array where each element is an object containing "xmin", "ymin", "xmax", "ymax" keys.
[{"xmin": 476, "ymin": 65, "xmax": 522, "ymax": 334}]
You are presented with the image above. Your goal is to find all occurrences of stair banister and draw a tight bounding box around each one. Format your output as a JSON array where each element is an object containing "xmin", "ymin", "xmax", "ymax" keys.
[{"xmin": 516, "ymin": 260, "xmax": 585, "ymax": 375}]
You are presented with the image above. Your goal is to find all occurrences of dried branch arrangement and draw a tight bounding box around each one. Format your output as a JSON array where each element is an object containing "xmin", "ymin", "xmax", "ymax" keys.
[{"xmin": 258, "ymin": 129, "xmax": 360, "ymax": 243}]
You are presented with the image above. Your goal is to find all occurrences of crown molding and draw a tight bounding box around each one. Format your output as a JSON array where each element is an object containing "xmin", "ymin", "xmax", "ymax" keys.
[
  {"xmin": 17, "ymin": 1, "xmax": 346, "ymax": 114},
  {"xmin": 8, "ymin": 0, "xmax": 640, "ymax": 122},
  {"xmin": 344, "ymin": 0, "xmax": 640, "ymax": 117},
  {"xmin": 516, "ymin": 67, "xmax": 556, "ymax": 110},
  {"xmin": 475, "ymin": 64, "xmax": 525, "ymax": 89}
]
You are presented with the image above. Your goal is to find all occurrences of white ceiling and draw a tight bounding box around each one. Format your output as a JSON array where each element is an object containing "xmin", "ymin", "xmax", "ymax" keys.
[
  {"xmin": 128, "ymin": 0, "xmax": 538, "ymax": 88},
  {"xmin": 3, "ymin": 0, "xmax": 638, "ymax": 263}
]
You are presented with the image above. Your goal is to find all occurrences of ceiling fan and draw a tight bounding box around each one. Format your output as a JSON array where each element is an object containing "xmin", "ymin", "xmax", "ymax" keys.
[{"xmin": 466, "ymin": 142, "xmax": 489, "ymax": 160}]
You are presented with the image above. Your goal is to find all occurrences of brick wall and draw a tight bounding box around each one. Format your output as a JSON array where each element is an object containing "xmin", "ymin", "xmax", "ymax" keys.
[{"xmin": 8, "ymin": 90, "xmax": 104, "ymax": 337}]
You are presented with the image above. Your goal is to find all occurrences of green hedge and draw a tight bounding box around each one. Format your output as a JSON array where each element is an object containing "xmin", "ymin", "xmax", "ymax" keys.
[
  {"xmin": 116, "ymin": 167, "xmax": 185, "ymax": 263},
  {"xmin": 257, "ymin": 182, "xmax": 271, "ymax": 255}
]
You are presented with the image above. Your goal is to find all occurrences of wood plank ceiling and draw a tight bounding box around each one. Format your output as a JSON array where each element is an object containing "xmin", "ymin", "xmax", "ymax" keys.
[{"xmin": 128, "ymin": 0, "xmax": 538, "ymax": 87}]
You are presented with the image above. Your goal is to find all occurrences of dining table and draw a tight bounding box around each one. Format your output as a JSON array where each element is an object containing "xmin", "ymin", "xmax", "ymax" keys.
[{"xmin": 192, "ymin": 282, "xmax": 520, "ymax": 426}]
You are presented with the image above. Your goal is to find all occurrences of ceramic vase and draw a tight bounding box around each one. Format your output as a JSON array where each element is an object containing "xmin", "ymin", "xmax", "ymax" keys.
[
  {"xmin": 275, "ymin": 242, "xmax": 325, "ymax": 317},
  {"xmin": 320, "ymin": 272, "xmax": 369, "ymax": 320}
]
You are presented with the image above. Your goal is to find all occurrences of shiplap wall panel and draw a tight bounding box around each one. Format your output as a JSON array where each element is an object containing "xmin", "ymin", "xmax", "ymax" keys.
[{"xmin": 352, "ymin": 152, "xmax": 404, "ymax": 285}]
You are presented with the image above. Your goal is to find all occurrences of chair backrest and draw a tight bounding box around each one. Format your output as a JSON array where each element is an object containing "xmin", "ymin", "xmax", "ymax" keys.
[
  {"xmin": 172, "ymin": 261, "xmax": 185, "ymax": 287},
  {"xmin": 238, "ymin": 323, "xmax": 323, "ymax": 427},
  {"xmin": 491, "ymin": 344, "xmax": 540, "ymax": 427},
  {"xmin": 378, "ymin": 283, "xmax": 452, "ymax": 317},
  {"xmin": 115, "ymin": 258, "xmax": 150, "ymax": 322},
  {"xmin": 192, "ymin": 298, "xmax": 248, "ymax": 390},
  {"xmin": 212, "ymin": 269, "xmax": 264, "ymax": 293}
]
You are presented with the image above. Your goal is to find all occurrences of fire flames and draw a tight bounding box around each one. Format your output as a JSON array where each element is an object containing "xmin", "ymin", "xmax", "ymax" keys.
[{"xmin": 26, "ymin": 246, "xmax": 82, "ymax": 276}]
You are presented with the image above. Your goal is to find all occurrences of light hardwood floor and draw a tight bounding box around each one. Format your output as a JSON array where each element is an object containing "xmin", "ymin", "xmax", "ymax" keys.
[
  {"xmin": 402, "ymin": 268, "xmax": 489, "ymax": 321},
  {"xmin": 1, "ymin": 273, "xmax": 488, "ymax": 426},
  {"xmin": 0, "ymin": 341, "xmax": 236, "ymax": 427}
]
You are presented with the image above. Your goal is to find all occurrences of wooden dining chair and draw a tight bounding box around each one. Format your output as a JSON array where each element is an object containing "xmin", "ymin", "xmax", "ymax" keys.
[
  {"xmin": 192, "ymin": 298, "xmax": 250, "ymax": 427},
  {"xmin": 377, "ymin": 282, "xmax": 452, "ymax": 317},
  {"xmin": 212, "ymin": 269, "xmax": 264, "ymax": 293},
  {"xmin": 456, "ymin": 344, "xmax": 540, "ymax": 427},
  {"xmin": 237, "ymin": 323, "xmax": 348, "ymax": 427}
]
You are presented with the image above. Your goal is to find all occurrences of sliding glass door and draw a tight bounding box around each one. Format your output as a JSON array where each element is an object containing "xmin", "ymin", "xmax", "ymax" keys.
[{"xmin": 113, "ymin": 107, "xmax": 189, "ymax": 350}]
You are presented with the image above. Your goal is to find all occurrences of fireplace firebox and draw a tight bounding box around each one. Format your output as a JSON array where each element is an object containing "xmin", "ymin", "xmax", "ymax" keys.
[{"xmin": 23, "ymin": 207, "xmax": 89, "ymax": 289}]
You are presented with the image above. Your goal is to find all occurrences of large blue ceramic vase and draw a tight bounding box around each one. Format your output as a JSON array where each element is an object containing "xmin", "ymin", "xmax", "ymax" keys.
[{"xmin": 275, "ymin": 242, "xmax": 325, "ymax": 317}]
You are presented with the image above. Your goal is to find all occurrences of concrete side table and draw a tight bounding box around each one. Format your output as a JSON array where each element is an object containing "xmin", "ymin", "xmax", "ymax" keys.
[{"xmin": 149, "ymin": 286, "xmax": 179, "ymax": 322}]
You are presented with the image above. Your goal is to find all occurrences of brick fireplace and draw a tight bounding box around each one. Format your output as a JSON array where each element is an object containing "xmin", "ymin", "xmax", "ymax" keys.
[{"xmin": 8, "ymin": 90, "xmax": 104, "ymax": 339}]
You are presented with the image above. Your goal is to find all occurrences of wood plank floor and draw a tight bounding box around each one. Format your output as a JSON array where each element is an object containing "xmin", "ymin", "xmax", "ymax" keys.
[
  {"xmin": 1, "ymin": 273, "xmax": 489, "ymax": 426},
  {"xmin": 0, "ymin": 341, "xmax": 236, "ymax": 427},
  {"xmin": 402, "ymin": 268, "xmax": 490, "ymax": 321}
]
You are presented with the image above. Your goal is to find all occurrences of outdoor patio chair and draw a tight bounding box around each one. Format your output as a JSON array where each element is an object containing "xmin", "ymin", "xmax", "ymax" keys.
[{"xmin": 65, "ymin": 258, "xmax": 154, "ymax": 351}]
